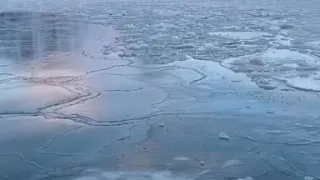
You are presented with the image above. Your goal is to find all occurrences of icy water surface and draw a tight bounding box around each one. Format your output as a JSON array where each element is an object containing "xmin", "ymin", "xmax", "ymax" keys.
[{"xmin": 1, "ymin": 0, "xmax": 320, "ymax": 180}]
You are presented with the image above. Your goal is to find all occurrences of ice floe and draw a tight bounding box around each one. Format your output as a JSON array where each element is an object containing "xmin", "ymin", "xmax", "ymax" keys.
[
  {"xmin": 174, "ymin": 157, "xmax": 189, "ymax": 161},
  {"xmin": 286, "ymin": 75, "xmax": 320, "ymax": 92},
  {"xmin": 304, "ymin": 176, "xmax": 314, "ymax": 180},
  {"xmin": 218, "ymin": 132, "xmax": 231, "ymax": 140},
  {"xmin": 238, "ymin": 177, "xmax": 253, "ymax": 180},
  {"xmin": 209, "ymin": 31, "xmax": 272, "ymax": 40},
  {"xmin": 221, "ymin": 48, "xmax": 320, "ymax": 91},
  {"xmin": 222, "ymin": 159, "xmax": 242, "ymax": 168}
]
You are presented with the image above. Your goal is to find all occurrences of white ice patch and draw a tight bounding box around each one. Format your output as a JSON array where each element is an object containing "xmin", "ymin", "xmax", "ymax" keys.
[
  {"xmin": 73, "ymin": 171, "xmax": 189, "ymax": 180},
  {"xmin": 238, "ymin": 177, "xmax": 253, "ymax": 180},
  {"xmin": 222, "ymin": 159, "xmax": 242, "ymax": 168},
  {"xmin": 158, "ymin": 123, "xmax": 165, "ymax": 128},
  {"xmin": 179, "ymin": 55, "xmax": 255, "ymax": 87},
  {"xmin": 304, "ymin": 176, "xmax": 314, "ymax": 180},
  {"xmin": 218, "ymin": 132, "xmax": 231, "ymax": 140},
  {"xmin": 208, "ymin": 31, "xmax": 271, "ymax": 40},
  {"xmin": 174, "ymin": 156, "xmax": 190, "ymax": 161},
  {"xmin": 260, "ymin": 49, "xmax": 315, "ymax": 62},
  {"xmin": 223, "ymin": 49, "xmax": 318, "ymax": 71},
  {"xmin": 286, "ymin": 75, "xmax": 320, "ymax": 92},
  {"xmin": 221, "ymin": 48, "xmax": 320, "ymax": 91},
  {"xmin": 271, "ymin": 34, "xmax": 293, "ymax": 47},
  {"xmin": 265, "ymin": 130, "xmax": 291, "ymax": 135}
]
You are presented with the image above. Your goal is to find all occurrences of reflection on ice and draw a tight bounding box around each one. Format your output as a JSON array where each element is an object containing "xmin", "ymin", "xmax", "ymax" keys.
[
  {"xmin": 1, "ymin": 0, "xmax": 320, "ymax": 179},
  {"xmin": 0, "ymin": 12, "xmax": 81, "ymax": 62}
]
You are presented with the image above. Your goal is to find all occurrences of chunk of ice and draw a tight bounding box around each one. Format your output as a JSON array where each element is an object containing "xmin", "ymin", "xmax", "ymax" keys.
[
  {"xmin": 174, "ymin": 157, "xmax": 189, "ymax": 161},
  {"xmin": 286, "ymin": 77, "xmax": 320, "ymax": 92},
  {"xmin": 266, "ymin": 110, "xmax": 276, "ymax": 114},
  {"xmin": 218, "ymin": 132, "xmax": 230, "ymax": 140},
  {"xmin": 209, "ymin": 31, "xmax": 271, "ymax": 40},
  {"xmin": 200, "ymin": 161, "xmax": 205, "ymax": 166},
  {"xmin": 304, "ymin": 176, "xmax": 314, "ymax": 180},
  {"xmin": 238, "ymin": 177, "xmax": 253, "ymax": 180},
  {"xmin": 261, "ymin": 49, "xmax": 315, "ymax": 61},
  {"xmin": 265, "ymin": 130, "xmax": 291, "ymax": 134},
  {"xmin": 222, "ymin": 159, "xmax": 242, "ymax": 168}
]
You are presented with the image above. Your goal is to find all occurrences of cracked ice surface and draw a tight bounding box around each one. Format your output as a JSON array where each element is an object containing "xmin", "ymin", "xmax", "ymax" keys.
[{"xmin": 1, "ymin": 0, "xmax": 320, "ymax": 180}]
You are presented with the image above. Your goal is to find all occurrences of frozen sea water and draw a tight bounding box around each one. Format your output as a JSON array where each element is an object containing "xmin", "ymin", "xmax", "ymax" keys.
[
  {"xmin": 208, "ymin": 31, "xmax": 272, "ymax": 40},
  {"xmin": 73, "ymin": 171, "xmax": 190, "ymax": 180},
  {"xmin": 1, "ymin": 0, "xmax": 320, "ymax": 180}
]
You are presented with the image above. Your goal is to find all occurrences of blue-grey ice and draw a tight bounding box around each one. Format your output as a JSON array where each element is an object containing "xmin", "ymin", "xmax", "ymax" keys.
[{"xmin": 1, "ymin": 0, "xmax": 320, "ymax": 179}]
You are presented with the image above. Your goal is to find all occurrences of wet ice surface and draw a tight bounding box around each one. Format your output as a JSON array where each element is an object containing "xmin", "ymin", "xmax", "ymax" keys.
[{"xmin": 1, "ymin": 0, "xmax": 320, "ymax": 180}]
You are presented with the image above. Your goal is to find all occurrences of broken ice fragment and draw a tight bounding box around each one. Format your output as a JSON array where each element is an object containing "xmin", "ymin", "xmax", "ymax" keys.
[
  {"xmin": 280, "ymin": 24, "xmax": 293, "ymax": 30},
  {"xmin": 250, "ymin": 58, "xmax": 265, "ymax": 66},
  {"xmin": 304, "ymin": 176, "xmax": 314, "ymax": 180},
  {"xmin": 218, "ymin": 132, "xmax": 230, "ymax": 140},
  {"xmin": 266, "ymin": 110, "xmax": 276, "ymax": 114},
  {"xmin": 158, "ymin": 123, "xmax": 164, "ymax": 127},
  {"xmin": 265, "ymin": 130, "xmax": 291, "ymax": 134},
  {"xmin": 238, "ymin": 177, "xmax": 253, "ymax": 180},
  {"xmin": 222, "ymin": 159, "xmax": 242, "ymax": 168},
  {"xmin": 200, "ymin": 161, "xmax": 205, "ymax": 166},
  {"xmin": 174, "ymin": 157, "xmax": 189, "ymax": 161}
]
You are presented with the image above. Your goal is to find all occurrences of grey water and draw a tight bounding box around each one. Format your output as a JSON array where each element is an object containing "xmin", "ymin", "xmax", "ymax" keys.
[{"xmin": 1, "ymin": 0, "xmax": 320, "ymax": 180}]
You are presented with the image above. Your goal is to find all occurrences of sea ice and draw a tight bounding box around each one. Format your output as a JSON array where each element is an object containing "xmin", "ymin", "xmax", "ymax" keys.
[
  {"xmin": 286, "ymin": 76, "xmax": 320, "ymax": 92},
  {"xmin": 218, "ymin": 132, "xmax": 230, "ymax": 140},
  {"xmin": 238, "ymin": 177, "xmax": 253, "ymax": 180},
  {"xmin": 174, "ymin": 157, "xmax": 189, "ymax": 161},
  {"xmin": 222, "ymin": 159, "xmax": 242, "ymax": 168},
  {"xmin": 304, "ymin": 176, "xmax": 314, "ymax": 180},
  {"xmin": 209, "ymin": 32, "xmax": 271, "ymax": 40}
]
